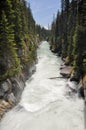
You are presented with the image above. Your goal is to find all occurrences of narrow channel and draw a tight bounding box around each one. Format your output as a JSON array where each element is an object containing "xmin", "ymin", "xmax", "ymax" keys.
[{"xmin": 0, "ymin": 41, "xmax": 85, "ymax": 130}]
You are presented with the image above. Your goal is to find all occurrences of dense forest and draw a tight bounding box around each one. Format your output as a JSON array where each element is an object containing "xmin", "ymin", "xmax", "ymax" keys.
[
  {"xmin": 0, "ymin": 0, "xmax": 86, "ymax": 128},
  {"xmin": 0, "ymin": 0, "xmax": 86, "ymax": 102},
  {"xmin": 50, "ymin": 0, "xmax": 86, "ymax": 83},
  {"xmin": 36, "ymin": 24, "xmax": 50, "ymax": 41},
  {"xmin": 0, "ymin": 0, "xmax": 50, "ymax": 118},
  {"xmin": 0, "ymin": 0, "xmax": 36, "ymax": 82},
  {"xmin": 0, "ymin": 0, "xmax": 49, "ymax": 82}
]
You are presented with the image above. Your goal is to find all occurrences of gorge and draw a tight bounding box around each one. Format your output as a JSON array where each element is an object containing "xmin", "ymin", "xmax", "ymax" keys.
[
  {"xmin": 0, "ymin": 0, "xmax": 86, "ymax": 130},
  {"xmin": 0, "ymin": 42, "xmax": 85, "ymax": 130}
]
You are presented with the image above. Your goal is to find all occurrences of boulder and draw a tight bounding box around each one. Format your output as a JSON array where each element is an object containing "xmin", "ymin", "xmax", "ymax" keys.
[{"xmin": 60, "ymin": 66, "xmax": 73, "ymax": 78}]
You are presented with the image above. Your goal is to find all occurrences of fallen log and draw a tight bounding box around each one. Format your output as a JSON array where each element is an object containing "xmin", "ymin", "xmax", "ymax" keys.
[{"xmin": 49, "ymin": 77, "xmax": 64, "ymax": 79}]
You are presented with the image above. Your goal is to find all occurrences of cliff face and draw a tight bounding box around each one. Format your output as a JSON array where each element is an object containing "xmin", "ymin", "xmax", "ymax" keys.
[
  {"xmin": 0, "ymin": 32, "xmax": 40, "ymax": 119},
  {"xmin": 0, "ymin": 61, "xmax": 36, "ymax": 119},
  {"xmin": 0, "ymin": 31, "xmax": 39, "ymax": 119}
]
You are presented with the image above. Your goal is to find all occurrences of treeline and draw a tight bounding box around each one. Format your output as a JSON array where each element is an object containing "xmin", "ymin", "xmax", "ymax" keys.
[
  {"xmin": 0, "ymin": 0, "xmax": 37, "ymax": 81},
  {"xmin": 50, "ymin": 0, "xmax": 86, "ymax": 81},
  {"xmin": 36, "ymin": 24, "xmax": 50, "ymax": 41}
]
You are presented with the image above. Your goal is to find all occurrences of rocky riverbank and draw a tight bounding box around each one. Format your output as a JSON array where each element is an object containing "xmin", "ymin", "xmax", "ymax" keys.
[
  {"xmin": 0, "ymin": 63, "xmax": 36, "ymax": 120},
  {"xmin": 60, "ymin": 63, "xmax": 86, "ymax": 103}
]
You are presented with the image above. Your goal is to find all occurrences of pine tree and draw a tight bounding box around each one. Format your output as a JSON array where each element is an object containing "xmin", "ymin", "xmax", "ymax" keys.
[
  {"xmin": 0, "ymin": 11, "xmax": 21, "ymax": 80},
  {"xmin": 27, "ymin": 4, "xmax": 35, "ymax": 34},
  {"xmin": 50, "ymin": 0, "xmax": 86, "ymax": 77},
  {"xmin": 20, "ymin": 0, "xmax": 28, "ymax": 36},
  {"xmin": 73, "ymin": 0, "xmax": 86, "ymax": 77},
  {"xmin": 11, "ymin": 0, "xmax": 23, "ymax": 47}
]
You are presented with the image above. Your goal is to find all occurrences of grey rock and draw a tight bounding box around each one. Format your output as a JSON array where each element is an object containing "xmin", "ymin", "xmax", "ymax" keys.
[
  {"xmin": 60, "ymin": 66, "xmax": 72, "ymax": 78},
  {"xmin": 7, "ymin": 93, "xmax": 16, "ymax": 103},
  {"xmin": 0, "ymin": 91, "xmax": 4, "ymax": 97},
  {"xmin": 1, "ymin": 82, "xmax": 9, "ymax": 92}
]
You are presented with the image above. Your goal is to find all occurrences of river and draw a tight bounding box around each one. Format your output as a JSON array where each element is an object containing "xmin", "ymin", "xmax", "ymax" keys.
[{"xmin": 0, "ymin": 41, "xmax": 85, "ymax": 130}]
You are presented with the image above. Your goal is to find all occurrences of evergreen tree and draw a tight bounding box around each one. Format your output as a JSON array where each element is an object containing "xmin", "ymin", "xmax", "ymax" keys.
[
  {"xmin": 0, "ymin": 0, "xmax": 38, "ymax": 82},
  {"xmin": 27, "ymin": 4, "xmax": 35, "ymax": 34},
  {"xmin": 20, "ymin": 0, "xmax": 28, "ymax": 36},
  {"xmin": 50, "ymin": 0, "xmax": 86, "ymax": 78},
  {"xmin": 73, "ymin": 0, "xmax": 86, "ymax": 77},
  {"xmin": 11, "ymin": 0, "xmax": 23, "ymax": 47},
  {"xmin": 0, "ymin": 11, "xmax": 21, "ymax": 80}
]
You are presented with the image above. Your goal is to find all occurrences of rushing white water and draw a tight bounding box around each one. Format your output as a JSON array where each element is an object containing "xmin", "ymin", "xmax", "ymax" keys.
[{"xmin": 0, "ymin": 41, "xmax": 85, "ymax": 130}]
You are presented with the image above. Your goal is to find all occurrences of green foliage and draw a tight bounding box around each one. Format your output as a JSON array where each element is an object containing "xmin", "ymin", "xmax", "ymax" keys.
[
  {"xmin": 0, "ymin": 10, "xmax": 21, "ymax": 81},
  {"xmin": 20, "ymin": 35, "xmax": 37, "ymax": 65},
  {"xmin": 36, "ymin": 24, "xmax": 50, "ymax": 41},
  {"xmin": 73, "ymin": 24, "xmax": 86, "ymax": 53},
  {"xmin": 51, "ymin": 0, "xmax": 86, "ymax": 77},
  {"xmin": 11, "ymin": 0, "xmax": 23, "ymax": 46},
  {"xmin": 0, "ymin": 0, "xmax": 38, "ymax": 82},
  {"xmin": 82, "ymin": 51, "xmax": 86, "ymax": 74}
]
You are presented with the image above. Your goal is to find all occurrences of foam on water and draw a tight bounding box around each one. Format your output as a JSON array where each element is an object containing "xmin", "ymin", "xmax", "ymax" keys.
[{"xmin": 0, "ymin": 41, "xmax": 85, "ymax": 130}]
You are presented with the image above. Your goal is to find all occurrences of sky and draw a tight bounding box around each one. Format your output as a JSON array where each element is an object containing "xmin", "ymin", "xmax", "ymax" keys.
[{"xmin": 26, "ymin": 0, "xmax": 61, "ymax": 29}]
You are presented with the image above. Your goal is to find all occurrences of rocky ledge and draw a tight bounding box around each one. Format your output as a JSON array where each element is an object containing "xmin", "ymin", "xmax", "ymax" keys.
[
  {"xmin": 0, "ymin": 63, "xmax": 36, "ymax": 120},
  {"xmin": 60, "ymin": 65, "xmax": 86, "ymax": 102},
  {"xmin": 60, "ymin": 66, "xmax": 73, "ymax": 78},
  {"xmin": 0, "ymin": 99, "xmax": 15, "ymax": 119}
]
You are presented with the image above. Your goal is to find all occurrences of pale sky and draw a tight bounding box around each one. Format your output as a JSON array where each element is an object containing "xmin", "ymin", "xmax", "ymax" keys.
[{"xmin": 26, "ymin": 0, "xmax": 61, "ymax": 29}]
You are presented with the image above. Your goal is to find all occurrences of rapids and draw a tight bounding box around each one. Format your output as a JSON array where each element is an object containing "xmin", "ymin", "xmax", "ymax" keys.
[{"xmin": 0, "ymin": 41, "xmax": 85, "ymax": 130}]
